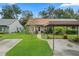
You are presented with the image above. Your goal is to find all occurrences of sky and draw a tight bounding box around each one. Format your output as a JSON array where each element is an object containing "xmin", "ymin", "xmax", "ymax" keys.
[{"xmin": 0, "ymin": 3, "xmax": 79, "ymax": 18}]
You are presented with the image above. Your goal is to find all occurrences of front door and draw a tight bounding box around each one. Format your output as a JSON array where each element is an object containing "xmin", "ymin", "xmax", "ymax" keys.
[
  {"xmin": 38, "ymin": 27, "xmax": 41, "ymax": 33},
  {"xmin": 38, "ymin": 27, "xmax": 40, "ymax": 31}
]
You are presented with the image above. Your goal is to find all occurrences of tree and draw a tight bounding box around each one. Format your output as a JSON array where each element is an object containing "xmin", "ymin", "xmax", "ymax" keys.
[
  {"xmin": 64, "ymin": 8, "xmax": 75, "ymax": 18},
  {"xmin": 54, "ymin": 8, "xmax": 65, "ymax": 18},
  {"xmin": 39, "ymin": 6, "xmax": 55, "ymax": 18},
  {"xmin": 11, "ymin": 4, "xmax": 21, "ymax": 19},
  {"xmin": 0, "ymin": 4, "xmax": 21, "ymax": 19},
  {"xmin": 20, "ymin": 10, "xmax": 33, "ymax": 25},
  {"xmin": 74, "ymin": 10, "xmax": 79, "ymax": 19},
  {"xmin": 39, "ymin": 6, "xmax": 79, "ymax": 19},
  {"xmin": 39, "ymin": 10, "xmax": 48, "ymax": 18},
  {"xmin": 47, "ymin": 6, "xmax": 55, "ymax": 18}
]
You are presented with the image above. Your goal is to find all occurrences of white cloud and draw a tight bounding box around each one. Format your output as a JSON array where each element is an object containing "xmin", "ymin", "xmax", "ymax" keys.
[{"xmin": 60, "ymin": 3, "xmax": 79, "ymax": 7}]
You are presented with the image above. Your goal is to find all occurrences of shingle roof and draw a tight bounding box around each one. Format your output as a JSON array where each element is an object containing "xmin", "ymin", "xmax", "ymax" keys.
[
  {"xmin": 27, "ymin": 19, "xmax": 78, "ymax": 26},
  {"xmin": 0, "ymin": 19, "xmax": 16, "ymax": 26},
  {"xmin": 27, "ymin": 19, "xmax": 49, "ymax": 26}
]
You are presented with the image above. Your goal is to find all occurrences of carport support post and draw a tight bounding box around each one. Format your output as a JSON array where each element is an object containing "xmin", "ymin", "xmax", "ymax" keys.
[
  {"xmin": 47, "ymin": 26, "xmax": 48, "ymax": 39},
  {"xmin": 77, "ymin": 26, "xmax": 79, "ymax": 39},
  {"xmin": 63, "ymin": 26, "xmax": 67, "ymax": 39},
  {"xmin": 78, "ymin": 26, "xmax": 79, "ymax": 38},
  {"xmin": 66, "ymin": 26, "xmax": 67, "ymax": 39},
  {"xmin": 53, "ymin": 26, "xmax": 54, "ymax": 55}
]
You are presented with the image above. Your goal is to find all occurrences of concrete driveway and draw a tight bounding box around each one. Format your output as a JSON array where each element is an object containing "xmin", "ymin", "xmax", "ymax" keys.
[
  {"xmin": 0, "ymin": 39, "xmax": 22, "ymax": 56},
  {"xmin": 48, "ymin": 39, "xmax": 79, "ymax": 56}
]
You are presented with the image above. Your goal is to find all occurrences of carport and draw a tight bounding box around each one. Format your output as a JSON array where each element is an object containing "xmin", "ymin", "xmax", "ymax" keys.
[{"xmin": 47, "ymin": 21, "xmax": 79, "ymax": 54}]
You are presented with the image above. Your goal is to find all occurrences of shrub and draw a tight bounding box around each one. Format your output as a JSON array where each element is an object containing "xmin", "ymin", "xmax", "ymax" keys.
[
  {"xmin": 54, "ymin": 27, "xmax": 65, "ymax": 35},
  {"xmin": 46, "ymin": 27, "xmax": 53, "ymax": 34},
  {"xmin": 23, "ymin": 26, "xmax": 30, "ymax": 34},
  {"xmin": 66, "ymin": 28, "xmax": 77, "ymax": 34},
  {"xmin": 46, "ymin": 26, "xmax": 77, "ymax": 35},
  {"xmin": 63, "ymin": 34, "xmax": 68, "ymax": 39}
]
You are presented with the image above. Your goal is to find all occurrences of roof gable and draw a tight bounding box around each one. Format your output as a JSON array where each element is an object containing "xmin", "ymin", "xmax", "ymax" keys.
[{"xmin": 0, "ymin": 19, "xmax": 17, "ymax": 26}]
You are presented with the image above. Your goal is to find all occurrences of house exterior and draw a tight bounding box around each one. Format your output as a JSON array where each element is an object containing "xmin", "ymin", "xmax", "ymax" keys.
[
  {"xmin": 0, "ymin": 19, "xmax": 23, "ymax": 33},
  {"xmin": 26, "ymin": 18, "xmax": 77, "ymax": 33}
]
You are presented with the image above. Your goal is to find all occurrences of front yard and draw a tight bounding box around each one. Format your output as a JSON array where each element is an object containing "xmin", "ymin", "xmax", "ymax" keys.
[{"xmin": 0, "ymin": 33, "xmax": 53, "ymax": 56}]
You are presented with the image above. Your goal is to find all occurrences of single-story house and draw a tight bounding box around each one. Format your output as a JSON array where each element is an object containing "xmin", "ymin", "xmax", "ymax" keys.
[
  {"xmin": 0, "ymin": 19, "xmax": 23, "ymax": 33},
  {"xmin": 26, "ymin": 18, "xmax": 78, "ymax": 33}
]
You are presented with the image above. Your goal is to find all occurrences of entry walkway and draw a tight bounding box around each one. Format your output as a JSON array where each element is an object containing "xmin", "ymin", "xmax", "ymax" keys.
[
  {"xmin": 37, "ymin": 34, "xmax": 79, "ymax": 56},
  {"xmin": 0, "ymin": 39, "xmax": 22, "ymax": 56}
]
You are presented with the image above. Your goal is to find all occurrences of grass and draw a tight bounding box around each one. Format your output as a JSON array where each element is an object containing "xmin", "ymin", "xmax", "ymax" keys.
[
  {"xmin": 41, "ymin": 33, "xmax": 78, "ymax": 39},
  {"xmin": 0, "ymin": 33, "xmax": 53, "ymax": 56}
]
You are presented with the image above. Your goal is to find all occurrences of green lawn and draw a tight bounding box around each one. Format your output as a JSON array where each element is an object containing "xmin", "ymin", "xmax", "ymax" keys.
[
  {"xmin": 0, "ymin": 33, "xmax": 53, "ymax": 56},
  {"xmin": 41, "ymin": 33, "xmax": 78, "ymax": 39}
]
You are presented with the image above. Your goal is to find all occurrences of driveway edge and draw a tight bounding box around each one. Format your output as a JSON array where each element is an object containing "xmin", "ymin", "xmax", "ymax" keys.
[{"xmin": 4, "ymin": 39, "xmax": 23, "ymax": 56}]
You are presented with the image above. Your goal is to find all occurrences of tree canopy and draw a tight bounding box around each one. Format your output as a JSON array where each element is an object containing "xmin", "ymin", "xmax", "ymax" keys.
[
  {"xmin": 39, "ymin": 6, "xmax": 79, "ymax": 19},
  {"xmin": 0, "ymin": 4, "xmax": 21, "ymax": 19},
  {"xmin": 20, "ymin": 10, "xmax": 33, "ymax": 25}
]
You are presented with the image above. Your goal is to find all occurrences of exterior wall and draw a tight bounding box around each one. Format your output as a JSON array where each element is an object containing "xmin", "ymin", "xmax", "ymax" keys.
[
  {"xmin": 9, "ymin": 20, "xmax": 23, "ymax": 33},
  {"xmin": 27, "ymin": 25, "xmax": 35, "ymax": 33},
  {"xmin": 28, "ymin": 25, "xmax": 47, "ymax": 33}
]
